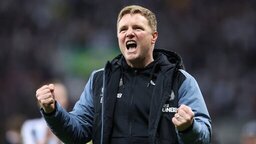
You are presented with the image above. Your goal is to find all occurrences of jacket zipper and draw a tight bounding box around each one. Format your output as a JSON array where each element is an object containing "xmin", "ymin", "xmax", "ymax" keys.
[{"xmin": 129, "ymin": 70, "xmax": 137, "ymax": 137}]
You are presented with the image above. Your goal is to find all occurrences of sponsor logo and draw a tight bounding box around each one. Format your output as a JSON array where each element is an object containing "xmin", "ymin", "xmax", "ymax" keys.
[{"xmin": 162, "ymin": 104, "xmax": 177, "ymax": 113}]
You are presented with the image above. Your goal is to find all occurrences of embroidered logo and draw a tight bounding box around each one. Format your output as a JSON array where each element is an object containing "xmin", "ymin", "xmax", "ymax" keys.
[
  {"xmin": 169, "ymin": 90, "xmax": 175, "ymax": 101},
  {"xmin": 117, "ymin": 93, "xmax": 122, "ymax": 98},
  {"xmin": 147, "ymin": 80, "xmax": 156, "ymax": 87}
]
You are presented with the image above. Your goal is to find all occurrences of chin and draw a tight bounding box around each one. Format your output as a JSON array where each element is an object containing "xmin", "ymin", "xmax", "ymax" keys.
[{"xmin": 125, "ymin": 54, "xmax": 138, "ymax": 61}]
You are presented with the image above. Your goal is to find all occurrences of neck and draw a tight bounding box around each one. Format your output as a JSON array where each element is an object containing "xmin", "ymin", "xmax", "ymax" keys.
[{"xmin": 127, "ymin": 57, "xmax": 154, "ymax": 68}]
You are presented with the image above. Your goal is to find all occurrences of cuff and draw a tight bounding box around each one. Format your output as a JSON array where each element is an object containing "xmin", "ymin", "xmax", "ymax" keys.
[
  {"xmin": 40, "ymin": 102, "xmax": 57, "ymax": 117},
  {"xmin": 179, "ymin": 120, "xmax": 194, "ymax": 133},
  {"xmin": 178, "ymin": 120, "xmax": 201, "ymax": 142}
]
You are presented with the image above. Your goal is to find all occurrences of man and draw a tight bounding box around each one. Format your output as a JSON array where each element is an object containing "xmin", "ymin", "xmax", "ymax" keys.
[
  {"xmin": 22, "ymin": 83, "xmax": 68, "ymax": 144},
  {"xmin": 36, "ymin": 5, "xmax": 211, "ymax": 144}
]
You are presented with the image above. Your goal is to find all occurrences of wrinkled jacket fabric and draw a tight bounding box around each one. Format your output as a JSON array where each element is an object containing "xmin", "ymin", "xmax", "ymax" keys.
[{"xmin": 42, "ymin": 49, "xmax": 212, "ymax": 144}]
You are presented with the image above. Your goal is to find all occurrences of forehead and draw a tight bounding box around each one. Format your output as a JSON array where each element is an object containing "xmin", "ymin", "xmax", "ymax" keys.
[{"xmin": 118, "ymin": 13, "xmax": 149, "ymax": 27}]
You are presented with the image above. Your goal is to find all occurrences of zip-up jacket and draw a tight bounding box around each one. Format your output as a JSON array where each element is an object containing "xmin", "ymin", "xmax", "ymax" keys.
[{"xmin": 42, "ymin": 49, "xmax": 212, "ymax": 144}]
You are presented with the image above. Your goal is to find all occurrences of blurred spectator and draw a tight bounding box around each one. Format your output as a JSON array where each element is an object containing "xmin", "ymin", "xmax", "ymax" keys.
[
  {"xmin": 21, "ymin": 82, "xmax": 69, "ymax": 144},
  {"xmin": 241, "ymin": 121, "xmax": 256, "ymax": 144},
  {"xmin": 4, "ymin": 114, "xmax": 25, "ymax": 144}
]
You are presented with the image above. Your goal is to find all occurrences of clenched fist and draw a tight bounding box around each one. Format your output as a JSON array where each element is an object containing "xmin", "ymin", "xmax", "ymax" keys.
[
  {"xmin": 172, "ymin": 104, "xmax": 194, "ymax": 132},
  {"xmin": 36, "ymin": 84, "xmax": 56, "ymax": 113}
]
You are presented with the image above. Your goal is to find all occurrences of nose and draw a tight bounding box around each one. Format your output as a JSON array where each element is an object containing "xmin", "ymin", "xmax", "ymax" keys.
[{"xmin": 125, "ymin": 28, "xmax": 135, "ymax": 38}]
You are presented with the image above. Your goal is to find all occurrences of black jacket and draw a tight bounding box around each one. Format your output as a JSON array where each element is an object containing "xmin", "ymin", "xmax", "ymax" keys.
[{"xmin": 92, "ymin": 49, "xmax": 185, "ymax": 144}]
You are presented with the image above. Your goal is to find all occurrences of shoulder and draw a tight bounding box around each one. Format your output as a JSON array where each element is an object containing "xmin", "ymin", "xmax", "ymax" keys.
[
  {"xmin": 178, "ymin": 69, "xmax": 193, "ymax": 79},
  {"xmin": 173, "ymin": 69, "xmax": 199, "ymax": 91},
  {"xmin": 90, "ymin": 68, "xmax": 104, "ymax": 82},
  {"xmin": 176, "ymin": 69, "xmax": 203, "ymax": 100},
  {"xmin": 92, "ymin": 68, "xmax": 104, "ymax": 74},
  {"xmin": 178, "ymin": 69, "xmax": 198, "ymax": 86},
  {"xmin": 87, "ymin": 68, "xmax": 104, "ymax": 92},
  {"xmin": 177, "ymin": 69, "xmax": 196, "ymax": 82},
  {"xmin": 91, "ymin": 68, "xmax": 104, "ymax": 76},
  {"xmin": 173, "ymin": 69, "xmax": 187, "ymax": 87}
]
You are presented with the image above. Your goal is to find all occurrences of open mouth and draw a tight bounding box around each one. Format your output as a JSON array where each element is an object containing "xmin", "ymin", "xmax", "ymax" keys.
[{"xmin": 126, "ymin": 40, "xmax": 137, "ymax": 50}]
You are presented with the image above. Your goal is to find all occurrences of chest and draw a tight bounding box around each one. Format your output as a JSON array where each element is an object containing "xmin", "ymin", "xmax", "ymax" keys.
[{"xmin": 116, "ymin": 71, "xmax": 154, "ymax": 113}]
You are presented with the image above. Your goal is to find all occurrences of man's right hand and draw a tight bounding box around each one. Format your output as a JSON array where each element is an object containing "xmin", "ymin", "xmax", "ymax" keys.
[{"xmin": 36, "ymin": 84, "xmax": 56, "ymax": 113}]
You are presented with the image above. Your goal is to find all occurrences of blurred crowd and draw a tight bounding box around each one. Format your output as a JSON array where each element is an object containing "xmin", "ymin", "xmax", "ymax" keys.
[{"xmin": 1, "ymin": 0, "xmax": 256, "ymax": 143}]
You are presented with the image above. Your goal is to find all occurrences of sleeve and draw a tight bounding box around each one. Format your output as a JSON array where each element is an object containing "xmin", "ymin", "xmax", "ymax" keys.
[
  {"xmin": 41, "ymin": 72, "xmax": 96, "ymax": 144},
  {"xmin": 177, "ymin": 69, "xmax": 212, "ymax": 144}
]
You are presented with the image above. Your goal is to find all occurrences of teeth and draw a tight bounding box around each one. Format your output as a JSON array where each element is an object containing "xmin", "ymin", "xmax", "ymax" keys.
[{"xmin": 127, "ymin": 41, "xmax": 135, "ymax": 45}]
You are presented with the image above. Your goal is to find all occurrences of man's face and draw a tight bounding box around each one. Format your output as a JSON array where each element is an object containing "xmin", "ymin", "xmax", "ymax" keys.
[{"xmin": 117, "ymin": 13, "xmax": 158, "ymax": 68}]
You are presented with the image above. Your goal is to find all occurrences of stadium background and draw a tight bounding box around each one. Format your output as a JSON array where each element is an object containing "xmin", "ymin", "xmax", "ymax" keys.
[{"xmin": 0, "ymin": 0, "xmax": 256, "ymax": 143}]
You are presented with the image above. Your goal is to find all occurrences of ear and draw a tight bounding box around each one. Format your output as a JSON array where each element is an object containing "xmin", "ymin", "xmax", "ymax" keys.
[{"xmin": 151, "ymin": 31, "xmax": 158, "ymax": 44}]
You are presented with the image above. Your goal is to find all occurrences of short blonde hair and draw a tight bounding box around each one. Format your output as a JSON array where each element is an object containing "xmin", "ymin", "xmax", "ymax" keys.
[{"xmin": 117, "ymin": 5, "xmax": 157, "ymax": 32}]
